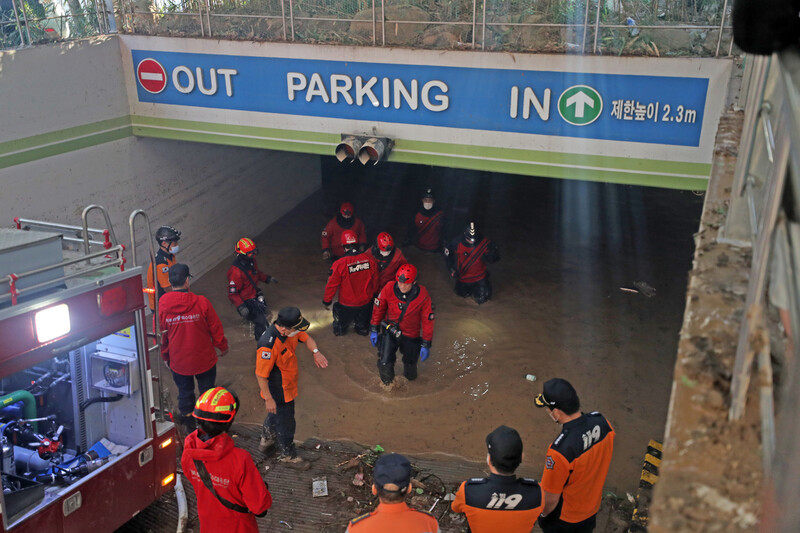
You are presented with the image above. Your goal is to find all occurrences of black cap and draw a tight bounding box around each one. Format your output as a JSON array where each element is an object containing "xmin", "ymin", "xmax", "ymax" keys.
[
  {"xmin": 168, "ymin": 263, "xmax": 192, "ymax": 286},
  {"xmin": 486, "ymin": 425, "xmax": 523, "ymax": 472},
  {"xmin": 373, "ymin": 453, "xmax": 412, "ymax": 491},
  {"xmin": 534, "ymin": 378, "xmax": 580, "ymax": 413},
  {"xmin": 422, "ymin": 188, "xmax": 434, "ymax": 200},
  {"xmin": 276, "ymin": 306, "xmax": 310, "ymax": 331}
]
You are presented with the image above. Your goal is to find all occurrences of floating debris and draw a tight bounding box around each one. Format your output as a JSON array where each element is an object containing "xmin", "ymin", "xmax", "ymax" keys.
[{"xmin": 633, "ymin": 281, "xmax": 657, "ymax": 297}]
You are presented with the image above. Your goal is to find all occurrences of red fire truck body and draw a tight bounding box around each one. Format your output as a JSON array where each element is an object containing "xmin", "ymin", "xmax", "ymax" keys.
[{"xmin": 0, "ymin": 222, "xmax": 176, "ymax": 532}]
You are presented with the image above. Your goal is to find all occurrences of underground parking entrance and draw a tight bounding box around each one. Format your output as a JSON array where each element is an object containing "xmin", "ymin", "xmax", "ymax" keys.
[{"xmin": 129, "ymin": 156, "xmax": 705, "ymax": 532}]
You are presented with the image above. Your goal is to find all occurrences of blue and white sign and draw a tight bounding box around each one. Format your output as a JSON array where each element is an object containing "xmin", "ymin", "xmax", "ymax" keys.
[{"xmin": 132, "ymin": 49, "xmax": 709, "ymax": 147}]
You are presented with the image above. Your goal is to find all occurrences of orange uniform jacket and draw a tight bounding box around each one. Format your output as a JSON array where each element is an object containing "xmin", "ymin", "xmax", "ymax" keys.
[
  {"xmin": 255, "ymin": 324, "xmax": 309, "ymax": 404},
  {"xmin": 540, "ymin": 412, "xmax": 615, "ymax": 523},
  {"xmin": 346, "ymin": 502, "xmax": 440, "ymax": 533},
  {"xmin": 451, "ymin": 474, "xmax": 543, "ymax": 533},
  {"xmin": 146, "ymin": 248, "xmax": 175, "ymax": 310}
]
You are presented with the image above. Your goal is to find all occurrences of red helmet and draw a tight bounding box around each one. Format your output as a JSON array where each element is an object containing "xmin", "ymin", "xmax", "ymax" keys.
[
  {"xmin": 396, "ymin": 264, "xmax": 417, "ymax": 284},
  {"xmin": 340, "ymin": 202, "xmax": 355, "ymax": 217},
  {"xmin": 235, "ymin": 237, "xmax": 257, "ymax": 255},
  {"xmin": 193, "ymin": 387, "xmax": 238, "ymax": 423},
  {"xmin": 377, "ymin": 232, "xmax": 394, "ymax": 252},
  {"xmin": 341, "ymin": 230, "xmax": 358, "ymax": 246}
]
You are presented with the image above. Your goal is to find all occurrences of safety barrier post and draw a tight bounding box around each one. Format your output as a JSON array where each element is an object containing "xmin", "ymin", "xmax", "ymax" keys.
[
  {"xmin": 288, "ymin": 0, "xmax": 295, "ymax": 40},
  {"xmin": 280, "ymin": 0, "xmax": 286, "ymax": 40}
]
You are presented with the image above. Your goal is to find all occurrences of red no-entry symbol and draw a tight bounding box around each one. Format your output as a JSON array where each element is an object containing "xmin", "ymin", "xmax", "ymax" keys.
[{"xmin": 137, "ymin": 59, "xmax": 168, "ymax": 94}]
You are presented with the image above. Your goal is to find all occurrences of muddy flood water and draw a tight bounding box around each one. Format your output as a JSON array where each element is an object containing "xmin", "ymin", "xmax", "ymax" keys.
[{"xmin": 182, "ymin": 160, "xmax": 704, "ymax": 495}]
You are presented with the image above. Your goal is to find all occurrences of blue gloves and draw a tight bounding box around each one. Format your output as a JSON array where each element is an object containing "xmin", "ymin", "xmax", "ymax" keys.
[
  {"xmin": 370, "ymin": 331, "xmax": 379, "ymax": 347},
  {"xmin": 420, "ymin": 346, "xmax": 430, "ymax": 362}
]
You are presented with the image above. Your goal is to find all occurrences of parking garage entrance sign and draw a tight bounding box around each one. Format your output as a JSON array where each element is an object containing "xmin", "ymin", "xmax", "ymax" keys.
[{"xmin": 131, "ymin": 49, "xmax": 713, "ymax": 147}]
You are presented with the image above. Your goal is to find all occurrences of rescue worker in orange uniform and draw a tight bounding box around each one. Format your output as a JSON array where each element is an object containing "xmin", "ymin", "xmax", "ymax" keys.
[
  {"xmin": 346, "ymin": 453, "xmax": 440, "ymax": 533},
  {"xmin": 323, "ymin": 230, "xmax": 378, "ymax": 336},
  {"xmin": 182, "ymin": 387, "xmax": 272, "ymax": 533},
  {"xmin": 255, "ymin": 307, "xmax": 328, "ymax": 469},
  {"xmin": 146, "ymin": 225, "xmax": 181, "ymax": 310},
  {"xmin": 367, "ymin": 232, "xmax": 407, "ymax": 294},
  {"xmin": 535, "ymin": 378, "xmax": 615, "ymax": 533},
  {"xmin": 370, "ymin": 264, "xmax": 434, "ymax": 385},
  {"xmin": 445, "ymin": 222, "xmax": 499, "ymax": 304},
  {"xmin": 451, "ymin": 425, "xmax": 544, "ymax": 533},
  {"xmin": 321, "ymin": 201, "xmax": 367, "ymax": 261},
  {"xmin": 405, "ymin": 188, "xmax": 445, "ymax": 252},
  {"xmin": 226, "ymin": 237, "xmax": 277, "ymax": 342}
]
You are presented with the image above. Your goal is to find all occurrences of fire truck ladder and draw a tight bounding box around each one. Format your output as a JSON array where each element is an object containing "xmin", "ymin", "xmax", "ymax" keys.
[
  {"xmin": 2, "ymin": 205, "xmax": 126, "ymax": 306},
  {"xmin": 128, "ymin": 209, "xmax": 171, "ymax": 424}
]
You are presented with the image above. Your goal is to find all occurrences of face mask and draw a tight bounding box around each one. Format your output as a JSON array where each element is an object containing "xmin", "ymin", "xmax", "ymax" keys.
[
  {"xmin": 380, "ymin": 250, "xmax": 391, "ymax": 257},
  {"xmin": 287, "ymin": 330, "xmax": 299, "ymax": 337},
  {"xmin": 548, "ymin": 409, "xmax": 558, "ymax": 423},
  {"xmin": 170, "ymin": 244, "xmax": 180, "ymax": 254},
  {"xmin": 423, "ymin": 202, "xmax": 434, "ymax": 210}
]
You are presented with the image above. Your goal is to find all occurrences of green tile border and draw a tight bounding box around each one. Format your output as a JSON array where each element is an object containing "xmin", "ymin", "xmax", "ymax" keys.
[
  {"xmin": 0, "ymin": 114, "xmax": 710, "ymax": 190},
  {"xmin": 0, "ymin": 117, "xmax": 133, "ymax": 170}
]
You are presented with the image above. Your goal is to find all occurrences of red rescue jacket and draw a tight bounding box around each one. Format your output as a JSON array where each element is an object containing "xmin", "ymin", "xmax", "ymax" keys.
[
  {"xmin": 226, "ymin": 255, "xmax": 269, "ymax": 307},
  {"xmin": 447, "ymin": 237, "xmax": 499, "ymax": 284},
  {"xmin": 321, "ymin": 215, "xmax": 367, "ymax": 258},
  {"xmin": 159, "ymin": 290, "xmax": 228, "ymax": 375},
  {"xmin": 409, "ymin": 207, "xmax": 444, "ymax": 251},
  {"xmin": 371, "ymin": 282, "xmax": 434, "ymax": 345},
  {"xmin": 182, "ymin": 431, "xmax": 272, "ymax": 533},
  {"xmin": 323, "ymin": 251, "xmax": 378, "ymax": 307},
  {"xmin": 367, "ymin": 246, "xmax": 408, "ymax": 292}
]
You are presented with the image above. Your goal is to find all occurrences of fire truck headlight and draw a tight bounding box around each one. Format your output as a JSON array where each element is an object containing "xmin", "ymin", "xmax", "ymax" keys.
[{"xmin": 35, "ymin": 304, "xmax": 71, "ymax": 343}]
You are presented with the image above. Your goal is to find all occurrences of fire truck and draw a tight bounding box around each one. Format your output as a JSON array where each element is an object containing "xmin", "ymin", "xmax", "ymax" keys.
[{"xmin": 0, "ymin": 206, "xmax": 177, "ymax": 532}]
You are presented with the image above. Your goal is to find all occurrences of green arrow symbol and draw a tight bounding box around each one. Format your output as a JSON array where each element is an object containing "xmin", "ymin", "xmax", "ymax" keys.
[{"xmin": 558, "ymin": 85, "xmax": 603, "ymax": 126}]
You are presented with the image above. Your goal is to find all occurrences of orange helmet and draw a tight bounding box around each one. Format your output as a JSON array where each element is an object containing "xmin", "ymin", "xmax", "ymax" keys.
[
  {"xmin": 341, "ymin": 230, "xmax": 358, "ymax": 247},
  {"xmin": 377, "ymin": 232, "xmax": 394, "ymax": 252},
  {"xmin": 193, "ymin": 387, "xmax": 238, "ymax": 423},
  {"xmin": 340, "ymin": 202, "xmax": 355, "ymax": 217},
  {"xmin": 396, "ymin": 264, "xmax": 417, "ymax": 284},
  {"xmin": 236, "ymin": 237, "xmax": 257, "ymax": 255}
]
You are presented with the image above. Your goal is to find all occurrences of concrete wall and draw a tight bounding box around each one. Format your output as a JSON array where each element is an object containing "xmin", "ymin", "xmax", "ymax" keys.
[
  {"xmin": 0, "ymin": 136, "xmax": 321, "ymax": 278},
  {"xmin": 0, "ymin": 36, "xmax": 321, "ymax": 278},
  {"xmin": 0, "ymin": 37, "xmax": 128, "ymax": 143}
]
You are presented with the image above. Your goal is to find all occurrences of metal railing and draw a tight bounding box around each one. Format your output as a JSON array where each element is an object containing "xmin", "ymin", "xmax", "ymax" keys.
[
  {"xmin": 3, "ymin": 0, "xmax": 736, "ymax": 56},
  {"xmin": 1, "ymin": 0, "xmax": 113, "ymax": 49},
  {"xmin": 1, "ymin": 205, "xmax": 125, "ymax": 305}
]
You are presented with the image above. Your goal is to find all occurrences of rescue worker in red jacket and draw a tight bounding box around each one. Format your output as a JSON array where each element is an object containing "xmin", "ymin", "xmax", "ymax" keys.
[
  {"xmin": 159, "ymin": 264, "xmax": 228, "ymax": 431},
  {"xmin": 370, "ymin": 264, "xmax": 434, "ymax": 385},
  {"xmin": 451, "ymin": 425, "xmax": 544, "ymax": 533},
  {"xmin": 367, "ymin": 232, "xmax": 408, "ymax": 294},
  {"xmin": 445, "ymin": 222, "xmax": 500, "ymax": 304},
  {"xmin": 321, "ymin": 202, "xmax": 367, "ymax": 261},
  {"xmin": 405, "ymin": 188, "xmax": 446, "ymax": 252},
  {"xmin": 146, "ymin": 225, "xmax": 181, "ymax": 311},
  {"xmin": 182, "ymin": 387, "xmax": 272, "ymax": 533},
  {"xmin": 226, "ymin": 238, "xmax": 277, "ymax": 342},
  {"xmin": 323, "ymin": 230, "xmax": 378, "ymax": 336}
]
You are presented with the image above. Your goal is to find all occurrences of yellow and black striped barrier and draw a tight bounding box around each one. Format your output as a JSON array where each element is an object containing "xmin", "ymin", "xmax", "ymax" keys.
[{"xmin": 628, "ymin": 439, "xmax": 662, "ymax": 532}]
